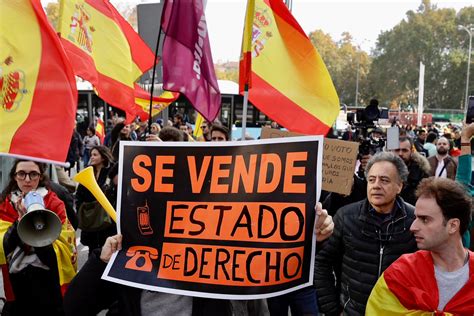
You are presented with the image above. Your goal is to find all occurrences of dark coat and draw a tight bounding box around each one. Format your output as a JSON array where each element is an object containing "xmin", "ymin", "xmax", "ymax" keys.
[
  {"xmin": 322, "ymin": 173, "xmax": 367, "ymax": 217},
  {"xmin": 50, "ymin": 182, "xmax": 78, "ymax": 230},
  {"xmin": 314, "ymin": 198, "xmax": 417, "ymax": 316},
  {"xmin": 66, "ymin": 130, "xmax": 83, "ymax": 168},
  {"xmin": 75, "ymin": 165, "xmax": 116, "ymax": 250},
  {"xmin": 400, "ymin": 153, "xmax": 430, "ymax": 206}
]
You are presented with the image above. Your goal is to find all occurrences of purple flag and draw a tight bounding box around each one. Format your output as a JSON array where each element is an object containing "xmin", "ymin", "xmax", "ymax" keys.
[{"xmin": 161, "ymin": 0, "xmax": 221, "ymax": 122}]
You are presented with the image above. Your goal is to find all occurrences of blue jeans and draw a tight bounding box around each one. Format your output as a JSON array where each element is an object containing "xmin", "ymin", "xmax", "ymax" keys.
[
  {"xmin": 83, "ymin": 148, "xmax": 91, "ymax": 167},
  {"xmin": 267, "ymin": 286, "xmax": 318, "ymax": 316}
]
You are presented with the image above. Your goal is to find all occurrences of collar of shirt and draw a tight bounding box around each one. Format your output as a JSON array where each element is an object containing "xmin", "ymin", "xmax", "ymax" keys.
[{"xmin": 368, "ymin": 198, "xmax": 402, "ymax": 224}]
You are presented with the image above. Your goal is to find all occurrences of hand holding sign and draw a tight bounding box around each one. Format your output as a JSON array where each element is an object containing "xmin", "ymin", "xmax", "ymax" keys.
[
  {"xmin": 314, "ymin": 203, "xmax": 333, "ymax": 242},
  {"xmin": 100, "ymin": 234, "xmax": 122, "ymax": 263}
]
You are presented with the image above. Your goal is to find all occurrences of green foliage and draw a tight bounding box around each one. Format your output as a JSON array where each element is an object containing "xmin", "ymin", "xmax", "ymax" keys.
[
  {"xmin": 308, "ymin": 1, "xmax": 473, "ymax": 110},
  {"xmin": 309, "ymin": 30, "xmax": 371, "ymax": 106},
  {"xmin": 369, "ymin": 1, "xmax": 474, "ymax": 109}
]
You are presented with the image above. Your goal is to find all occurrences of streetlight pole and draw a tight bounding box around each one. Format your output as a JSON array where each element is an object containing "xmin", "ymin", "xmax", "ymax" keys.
[
  {"xmin": 355, "ymin": 54, "xmax": 360, "ymax": 107},
  {"xmin": 354, "ymin": 39, "xmax": 370, "ymax": 107},
  {"xmin": 459, "ymin": 25, "xmax": 473, "ymax": 115}
]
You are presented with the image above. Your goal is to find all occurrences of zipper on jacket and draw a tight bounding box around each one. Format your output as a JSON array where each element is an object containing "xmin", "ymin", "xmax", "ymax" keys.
[
  {"xmin": 385, "ymin": 213, "xmax": 407, "ymax": 236},
  {"xmin": 378, "ymin": 245, "xmax": 385, "ymax": 277},
  {"xmin": 343, "ymin": 284, "xmax": 351, "ymax": 311}
]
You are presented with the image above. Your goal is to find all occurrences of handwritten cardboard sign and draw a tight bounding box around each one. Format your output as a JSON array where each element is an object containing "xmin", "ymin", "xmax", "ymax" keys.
[
  {"xmin": 104, "ymin": 137, "xmax": 322, "ymax": 299},
  {"xmin": 321, "ymin": 139, "xmax": 358, "ymax": 195},
  {"xmin": 260, "ymin": 128, "xmax": 358, "ymax": 195}
]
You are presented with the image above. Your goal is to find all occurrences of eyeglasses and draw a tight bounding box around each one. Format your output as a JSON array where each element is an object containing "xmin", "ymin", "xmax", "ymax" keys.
[
  {"xmin": 200, "ymin": 126, "xmax": 208, "ymax": 129},
  {"xmin": 15, "ymin": 171, "xmax": 41, "ymax": 180}
]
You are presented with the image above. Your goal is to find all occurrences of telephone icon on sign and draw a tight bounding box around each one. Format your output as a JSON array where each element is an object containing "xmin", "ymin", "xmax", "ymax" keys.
[
  {"xmin": 125, "ymin": 246, "xmax": 158, "ymax": 272},
  {"xmin": 137, "ymin": 201, "xmax": 153, "ymax": 236}
]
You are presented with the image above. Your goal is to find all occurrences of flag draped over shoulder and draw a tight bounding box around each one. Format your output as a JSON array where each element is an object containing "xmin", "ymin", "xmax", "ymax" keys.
[
  {"xmin": 161, "ymin": 0, "xmax": 221, "ymax": 122},
  {"xmin": 0, "ymin": 0, "xmax": 77, "ymax": 165},
  {"xmin": 239, "ymin": 0, "xmax": 339, "ymax": 135},
  {"xmin": 0, "ymin": 191, "xmax": 76, "ymax": 300},
  {"xmin": 366, "ymin": 250, "xmax": 474, "ymax": 315},
  {"xmin": 58, "ymin": 0, "xmax": 154, "ymax": 117},
  {"xmin": 134, "ymin": 85, "xmax": 179, "ymax": 120}
]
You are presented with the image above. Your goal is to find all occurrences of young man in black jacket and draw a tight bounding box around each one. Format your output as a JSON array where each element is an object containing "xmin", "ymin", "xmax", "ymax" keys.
[{"xmin": 314, "ymin": 152, "xmax": 417, "ymax": 315}]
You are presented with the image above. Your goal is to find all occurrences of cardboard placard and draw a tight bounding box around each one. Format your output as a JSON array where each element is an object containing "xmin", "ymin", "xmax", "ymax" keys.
[
  {"xmin": 260, "ymin": 128, "xmax": 358, "ymax": 195},
  {"xmin": 103, "ymin": 137, "xmax": 322, "ymax": 299},
  {"xmin": 321, "ymin": 139, "xmax": 358, "ymax": 195}
]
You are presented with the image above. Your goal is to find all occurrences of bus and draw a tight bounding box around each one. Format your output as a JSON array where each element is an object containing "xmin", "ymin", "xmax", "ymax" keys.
[{"xmin": 77, "ymin": 80, "xmax": 272, "ymax": 140}]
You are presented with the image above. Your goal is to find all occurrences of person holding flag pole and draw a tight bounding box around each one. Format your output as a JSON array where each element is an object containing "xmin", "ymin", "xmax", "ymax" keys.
[{"xmin": 239, "ymin": 0, "xmax": 339, "ymax": 313}]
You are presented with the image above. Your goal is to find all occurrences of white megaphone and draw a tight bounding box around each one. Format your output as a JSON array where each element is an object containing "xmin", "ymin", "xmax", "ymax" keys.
[{"xmin": 17, "ymin": 191, "xmax": 62, "ymax": 247}]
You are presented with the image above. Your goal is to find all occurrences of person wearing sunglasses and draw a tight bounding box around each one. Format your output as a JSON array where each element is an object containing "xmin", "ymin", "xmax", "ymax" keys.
[{"xmin": 0, "ymin": 160, "xmax": 76, "ymax": 315}]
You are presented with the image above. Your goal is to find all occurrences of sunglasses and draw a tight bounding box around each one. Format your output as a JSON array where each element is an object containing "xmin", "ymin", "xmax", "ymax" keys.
[{"xmin": 15, "ymin": 171, "xmax": 41, "ymax": 180}]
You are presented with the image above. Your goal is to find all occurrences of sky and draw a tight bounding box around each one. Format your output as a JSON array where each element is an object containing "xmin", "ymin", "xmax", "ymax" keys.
[
  {"xmin": 44, "ymin": 0, "xmax": 472, "ymax": 62},
  {"xmin": 200, "ymin": 0, "xmax": 472, "ymax": 62}
]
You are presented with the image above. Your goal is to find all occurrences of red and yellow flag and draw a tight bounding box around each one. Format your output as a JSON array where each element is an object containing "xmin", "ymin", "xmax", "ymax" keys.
[
  {"xmin": 95, "ymin": 117, "xmax": 105, "ymax": 144},
  {"xmin": 0, "ymin": 0, "xmax": 77, "ymax": 165},
  {"xmin": 0, "ymin": 191, "xmax": 76, "ymax": 300},
  {"xmin": 133, "ymin": 85, "xmax": 179, "ymax": 120},
  {"xmin": 239, "ymin": 0, "xmax": 339, "ymax": 135},
  {"xmin": 58, "ymin": 0, "xmax": 154, "ymax": 117},
  {"xmin": 367, "ymin": 250, "xmax": 474, "ymax": 315}
]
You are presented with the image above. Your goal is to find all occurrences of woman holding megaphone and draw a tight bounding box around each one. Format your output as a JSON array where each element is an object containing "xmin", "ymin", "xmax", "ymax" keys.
[{"xmin": 0, "ymin": 159, "xmax": 76, "ymax": 315}]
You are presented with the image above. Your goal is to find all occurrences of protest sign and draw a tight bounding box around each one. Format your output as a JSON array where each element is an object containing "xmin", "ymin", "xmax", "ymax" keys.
[
  {"xmin": 260, "ymin": 128, "xmax": 358, "ymax": 195},
  {"xmin": 103, "ymin": 137, "xmax": 322, "ymax": 299},
  {"xmin": 321, "ymin": 139, "xmax": 358, "ymax": 195}
]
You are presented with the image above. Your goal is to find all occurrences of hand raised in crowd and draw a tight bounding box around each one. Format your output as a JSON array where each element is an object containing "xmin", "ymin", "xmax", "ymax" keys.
[
  {"xmin": 146, "ymin": 134, "xmax": 162, "ymax": 142},
  {"xmin": 314, "ymin": 202, "xmax": 334, "ymax": 242},
  {"xmin": 461, "ymin": 123, "xmax": 474, "ymax": 142},
  {"xmin": 100, "ymin": 234, "xmax": 122, "ymax": 263},
  {"xmin": 112, "ymin": 116, "xmax": 125, "ymax": 126}
]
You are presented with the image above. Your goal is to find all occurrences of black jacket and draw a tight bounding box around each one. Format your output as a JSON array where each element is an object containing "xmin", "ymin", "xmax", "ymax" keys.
[
  {"xmin": 400, "ymin": 153, "xmax": 430, "ymax": 205},
  {"xmin": 76, "ymin": 165, "xmax": 116, "ymax": 250},
  {"xmin": 314, "ymin": 198, "xmax": 417, "ymax": 315},
  {"xmin": 64, "ymin": 249, "xmax": 232, "ymax": 316}
]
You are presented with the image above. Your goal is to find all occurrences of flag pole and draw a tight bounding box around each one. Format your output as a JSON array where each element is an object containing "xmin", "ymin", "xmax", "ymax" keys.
[
  {"xmin": 147, "ymin": 7, "xmax": 166, "ymax": 135},
  {"xmin": 241, "ymin": 84, "xmax": 249, "ymax": 140}
]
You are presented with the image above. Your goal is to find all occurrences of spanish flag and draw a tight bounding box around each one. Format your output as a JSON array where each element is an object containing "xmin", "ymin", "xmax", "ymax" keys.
[
  {"xmin": 95, "ymin": 117, "xmax": 105, "ymax": 144},
  {"xmin": 239, "ymin": 0, "xmax": 339, "ymax": 135},
  {"xmin": 366, "ymin": 250, "xmax": 474, "ymax": 315},
  {"xmin": 0, "ymin": 0, "xmax": 77, "ymax": 165},
  {"xmin": 134, "ymin": 85, "xmax": 179, "ymax": 120},
  {"xmin": 58, "ymin": 0, "xmax": 154, "ymax": 117}
]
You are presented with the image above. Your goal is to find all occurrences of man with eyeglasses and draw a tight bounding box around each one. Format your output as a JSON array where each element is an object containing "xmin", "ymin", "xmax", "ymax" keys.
[
  {"xmin": 198, "ymin": 121, "xmax": 211, "ymax": 141},
  {"xmin": 314, "ymin": 152, "xmax": 417, "ymax": 315},
  {"xmin": 391, "ymin": 136, "xmax": 430, "ymax": 205}
]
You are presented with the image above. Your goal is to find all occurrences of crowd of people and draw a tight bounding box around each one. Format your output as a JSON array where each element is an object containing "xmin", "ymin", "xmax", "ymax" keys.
[{"xmin": 0, "ymin": 112, "xmax": 472, "ymax": 315}]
